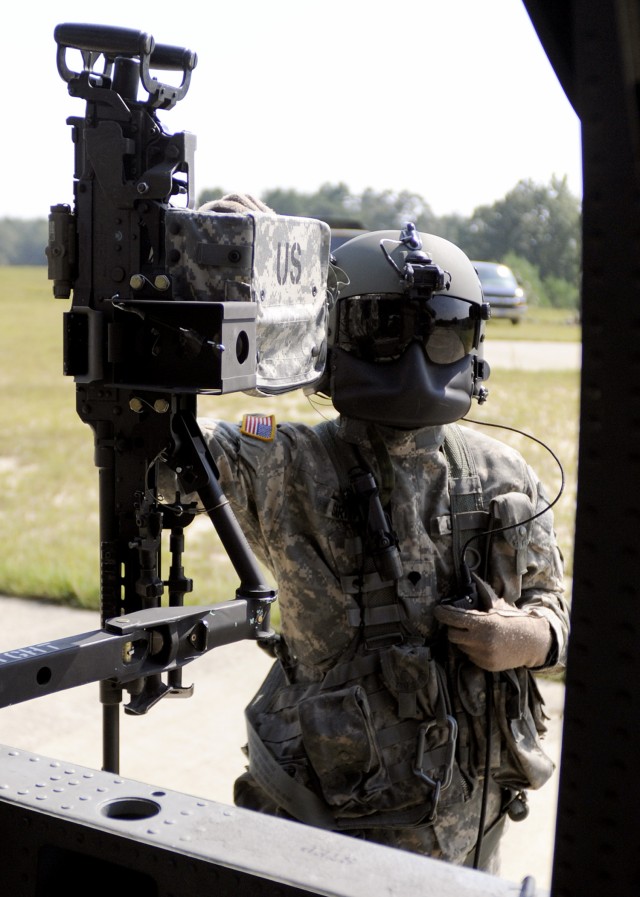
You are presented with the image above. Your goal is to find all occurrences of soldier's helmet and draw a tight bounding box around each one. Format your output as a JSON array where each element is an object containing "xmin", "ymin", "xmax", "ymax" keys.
[{"xmin": 319, "ymin": 224, "xmax": 491, "ymax": 428}]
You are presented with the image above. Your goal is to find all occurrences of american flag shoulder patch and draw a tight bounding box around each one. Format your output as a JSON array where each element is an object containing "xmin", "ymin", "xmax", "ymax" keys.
[{"xmin": 240, "ymin": 413, "xmax": 276, "ymax": 442}]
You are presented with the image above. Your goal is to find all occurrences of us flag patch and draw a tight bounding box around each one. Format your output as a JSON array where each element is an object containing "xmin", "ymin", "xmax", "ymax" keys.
[{"xmin": 240, "ymin": 413, "xmax": 276, "ymax": 442}]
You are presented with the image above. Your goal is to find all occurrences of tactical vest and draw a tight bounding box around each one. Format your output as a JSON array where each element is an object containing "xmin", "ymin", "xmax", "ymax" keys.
[{"xmin": 240, "ymin": 422, "xmax": 554, "ymax": 832}]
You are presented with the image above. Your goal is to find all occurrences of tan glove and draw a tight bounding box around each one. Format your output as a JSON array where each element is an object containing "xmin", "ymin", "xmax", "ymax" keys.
[
  {"xmin": 433, "ymin": 574, "xmax": 553, "ymax": 672},
  {"xmin": 199, "ymin": 193, "xmax": 274, "ymax": 214}
]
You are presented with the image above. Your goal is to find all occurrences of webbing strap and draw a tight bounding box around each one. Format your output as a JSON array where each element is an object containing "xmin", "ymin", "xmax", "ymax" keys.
[
  {"xmin": 442, "ymin": 424, "xmax": 484, "ymax": 511},
  {"xmin": 442, "ymin": 424, "xmax": 488, "ymax": 590},
  {"xmin": 365, "ymin": 423, "xmax": 395, "ymax": 507},
  {"xmin": 441, "ymin": 424, "xmax": 489, "ymax": 782},
  {"xmin": 316, "ymin": 420, "xmax": 404, "ymax": 649},
  {"xmin": 243, "ymin": 661, "xmax": 335, "ymax": 828},
  {"xmin": 245, "ymin": 712, "xmax": 337, "ymax": 829},
  {"xmin": 316, "ymin": 419, "xmax": 351, "ymax": 490}
]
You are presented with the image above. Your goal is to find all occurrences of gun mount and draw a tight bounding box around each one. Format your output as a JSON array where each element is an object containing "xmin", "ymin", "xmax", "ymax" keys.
[{"xmin": 38, "ymin": 22, "xmax": 330, "ymax": 770}]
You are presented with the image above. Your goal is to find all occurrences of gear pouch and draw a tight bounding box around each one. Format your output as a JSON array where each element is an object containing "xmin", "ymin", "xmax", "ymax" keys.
[
  {"xmin": 298, "ymin": 685, "xmax": 389, "ymax": 807},
  {"xmin": 379, "ymin": 644, "xmax": 439, "ymax": 719},
  {"xmin": 492, "ymin": 668, "xmax": 554, "ymax": 791},
  {"xmin": 457, "ymin": 662, "xmax": 553, "ymax": 791}
]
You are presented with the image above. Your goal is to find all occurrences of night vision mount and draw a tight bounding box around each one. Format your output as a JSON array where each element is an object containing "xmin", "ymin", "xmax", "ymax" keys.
[
  {"xmin": 0, "ymin": 24, "xmax": 330, "ymax": 773},
  {"xmin": 383, "ymin": 223, "xmax": 450, "ymax": 297}
]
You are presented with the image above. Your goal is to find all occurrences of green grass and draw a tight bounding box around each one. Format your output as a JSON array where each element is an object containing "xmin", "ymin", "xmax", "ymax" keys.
[
  {"xmin": 0, "ymin": 267, "xmax": 579, "ymax": 612},
  {"xmin": 485, "ymin": 306, "xmax": 581, "ymax": 342}
]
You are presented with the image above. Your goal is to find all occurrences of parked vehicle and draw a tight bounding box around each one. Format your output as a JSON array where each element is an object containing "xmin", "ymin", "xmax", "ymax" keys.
[
  {"xmin": 330, "ymin": 226, "xmax": 368, "ymax": 252},
  {"xmin": 472, "ymin": 260, "xmax": 528, "ymax": 324},
  {"xmin": 322, "ymin": 218, "xmax": 368, "ymax": 253}
]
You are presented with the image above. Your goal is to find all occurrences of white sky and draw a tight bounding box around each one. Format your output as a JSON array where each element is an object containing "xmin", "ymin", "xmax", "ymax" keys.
[{"xmin": 1, "ymin": 0, "xmax": 582, "ymax": 220}]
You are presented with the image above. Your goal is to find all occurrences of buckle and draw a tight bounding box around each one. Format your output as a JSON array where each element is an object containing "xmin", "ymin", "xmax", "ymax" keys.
[
  {"xmin": 413, "ymin": 715, "xmax": 458, "ymax": 820},
  {"xmin": 363, "ymin": 631, "xmax": 405, "ymax": 652}
]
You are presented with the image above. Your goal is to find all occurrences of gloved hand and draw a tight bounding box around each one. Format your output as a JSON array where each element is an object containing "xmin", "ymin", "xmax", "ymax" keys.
[
  {"xmin": 433, "ymin": 574, "xmax": 553, "ymax": 672},
  {"xmin": 199, "ymin": 193, "xmax": 274, "ymax": 214}
]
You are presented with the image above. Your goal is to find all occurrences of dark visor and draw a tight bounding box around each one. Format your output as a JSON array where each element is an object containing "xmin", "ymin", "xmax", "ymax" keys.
[{"xmin": 336, "ymin": 293, "xmax": 482, "ymax": 365}]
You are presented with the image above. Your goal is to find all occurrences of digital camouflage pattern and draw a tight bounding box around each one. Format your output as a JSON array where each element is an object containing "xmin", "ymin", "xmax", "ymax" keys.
[
  {"xmin": 198, "ymin": 414, "xmax": 569, "ymax": 866},
  {"xmin": 165, "ymin": 208, "xmax": 331, "ymax": 392}
]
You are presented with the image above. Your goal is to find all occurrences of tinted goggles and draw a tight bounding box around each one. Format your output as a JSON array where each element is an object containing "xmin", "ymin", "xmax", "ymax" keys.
[{"xmin": 336, "ymin": 293, "xmax": 483, "ymax": 364}]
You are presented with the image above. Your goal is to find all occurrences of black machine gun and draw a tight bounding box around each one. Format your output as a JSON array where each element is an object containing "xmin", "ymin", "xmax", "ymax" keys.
[{"xmin": 14, "ymin": 22, "xmax": 332, "ymax": 772}]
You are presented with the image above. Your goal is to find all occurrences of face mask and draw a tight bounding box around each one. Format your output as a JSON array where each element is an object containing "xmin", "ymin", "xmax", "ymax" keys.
[{"xmin": 330, "ymin": 341, "xmax": 485, "ymax": 429}]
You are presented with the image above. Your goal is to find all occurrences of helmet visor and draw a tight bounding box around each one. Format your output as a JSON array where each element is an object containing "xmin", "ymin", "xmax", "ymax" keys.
[{"xmin": 336, "ymin": 293, "xmax": 482, "ymax": 365}]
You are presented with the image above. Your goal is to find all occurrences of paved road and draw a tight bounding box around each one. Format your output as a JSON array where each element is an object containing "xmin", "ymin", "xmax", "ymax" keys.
[
  {"xmin": 0, "ymin": 595, "xmax": 564, "ymax": 894},
  {"xmin": 485, "ymin": 339, "xmax": 581, "ymax": 370}
]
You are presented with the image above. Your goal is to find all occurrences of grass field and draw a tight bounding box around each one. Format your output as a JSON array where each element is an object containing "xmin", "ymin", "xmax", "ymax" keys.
[
  {"xmin": 484, "ymin": 310, "xmax": 580, "ymax": 342},
  {"xmin": 0, "ymin": 266, "xmax": 579, "ymax": 611}
]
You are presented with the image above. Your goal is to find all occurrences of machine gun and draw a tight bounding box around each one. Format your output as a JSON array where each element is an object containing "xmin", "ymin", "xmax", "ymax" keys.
[{"xmin": 23, "ymin": 22, "xmax": 331, "ymax": 772}]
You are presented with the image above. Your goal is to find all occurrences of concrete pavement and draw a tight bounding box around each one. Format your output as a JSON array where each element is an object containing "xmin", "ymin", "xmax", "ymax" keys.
[
  {"xmin": 485, "ymin": 339, "xmax": 581, "ymax": 371},
  {"xmin": 0, "ymin": 594, "xmax": 565, "ymax": 894}
]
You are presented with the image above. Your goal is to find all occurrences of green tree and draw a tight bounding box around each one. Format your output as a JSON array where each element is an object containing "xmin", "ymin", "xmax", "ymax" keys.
[
  {"xmin": 262, "ymin": 183, "xmax": 438, "ymax": 232},
  {"xmin": 262, "ymin": 182, "xmax": 354, "ymax": 220},
  {"xmin": 432, "ymin": 212, "xmax": 469, "ymax": 246},
  {"xmin": 358, "ymin": 188, "xmax": 437, "ymax": 232},
  {"xmin": 543, "ymin": 274, "xmax": 580, "ymax": 310},
  {"xmin": 503, "ymin": 252, "xmax": 548, "ymax": 307},
  {"xmin": 460, "ymin": 176, "xmax": 581, "ymax": 283},
  {"xmin": 0, "ymin": 218, "xmax": 48, "ymax": 265}
]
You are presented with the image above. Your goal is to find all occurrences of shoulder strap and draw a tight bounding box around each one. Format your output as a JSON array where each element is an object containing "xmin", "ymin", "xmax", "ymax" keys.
[
  {"xmin": 316, "ymin": 419, "xmax": 353, "ymax": 488},
  {"xmin": 442, "ymin": 424, "xmax": 490, "ymax": 588},
  {"xmin": 316, "ymin": 419, "xmax": 396, "ymax": 505},
  {"xmin": 442, "ymin": 423, "xmax": 475, "ymax": 482},
  {"xmin": 316, "ymin": 419, "xmax": 407, "ymax": 649}
]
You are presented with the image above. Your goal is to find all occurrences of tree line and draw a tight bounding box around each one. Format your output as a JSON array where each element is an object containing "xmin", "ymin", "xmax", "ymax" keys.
[{"xmin": 1, "ymin": 175, "xmax": 581, "ymax": 309}]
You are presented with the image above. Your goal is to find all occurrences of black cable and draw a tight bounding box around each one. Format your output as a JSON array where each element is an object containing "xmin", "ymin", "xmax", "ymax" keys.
[
  {"xmin": 460, "ymin": 416, "xmax": 565, "ymax": 568},
  {"xmin": 472, "ymin": 671, "xmax": 494, "ymax": 869},
  {"xmin": 459, "ymin": 416, "xmax": 564, "ymax": 869}
]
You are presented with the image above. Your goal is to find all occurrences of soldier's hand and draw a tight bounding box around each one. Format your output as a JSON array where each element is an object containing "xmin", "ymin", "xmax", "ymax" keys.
[
  {"xmin": 434, "ymin": 575, "xmax": 553, "ymax": 671},
  {"xmin": 199, "ymin": 193, "xmax": 274, "ymax": 214}
]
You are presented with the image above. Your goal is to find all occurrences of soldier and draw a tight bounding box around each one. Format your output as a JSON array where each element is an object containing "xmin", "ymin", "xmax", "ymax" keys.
[{"xmin": 196, "ymin": 200, "xmax": 569, "ymax": 871}]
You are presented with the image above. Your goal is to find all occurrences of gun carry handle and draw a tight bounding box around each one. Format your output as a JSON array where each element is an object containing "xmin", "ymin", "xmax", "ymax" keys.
[{"xmin": 54, "ymin": 22, "xmax": 197, "ymax": 107}]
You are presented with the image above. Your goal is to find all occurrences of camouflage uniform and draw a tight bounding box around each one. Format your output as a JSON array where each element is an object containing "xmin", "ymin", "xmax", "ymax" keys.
[{"xmin": 199, "ymin": 413, "xmax": 569, "ymax": 867}]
